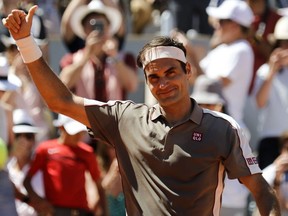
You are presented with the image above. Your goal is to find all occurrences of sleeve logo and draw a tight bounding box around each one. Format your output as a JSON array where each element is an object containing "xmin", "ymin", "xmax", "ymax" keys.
[{"xmin": 246, "ymin": 157, "xmax": 258, "ymax": 165}]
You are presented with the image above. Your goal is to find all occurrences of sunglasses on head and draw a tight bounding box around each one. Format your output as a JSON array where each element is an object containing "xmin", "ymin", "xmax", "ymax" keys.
[{"xmin": 15, "ymin": 133, "xmax": 35, "ymax": 140}]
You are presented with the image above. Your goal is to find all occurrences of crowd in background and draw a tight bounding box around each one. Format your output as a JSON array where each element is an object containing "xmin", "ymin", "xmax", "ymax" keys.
[{"xmin": 0, "ymin": 0, "xmax": 288, "ymax": 215}]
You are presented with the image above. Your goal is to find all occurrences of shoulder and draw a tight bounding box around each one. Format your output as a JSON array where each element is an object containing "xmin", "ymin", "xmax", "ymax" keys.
[
  {"xmin": 37, "ymin": 139, "xmax": 58, "ymax": 151},
  {"xmin": 203, "ymin": 109, "xmax": 240, "ymax": 129}
]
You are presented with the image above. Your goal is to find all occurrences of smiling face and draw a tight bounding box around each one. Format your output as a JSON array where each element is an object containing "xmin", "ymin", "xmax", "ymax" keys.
[{"xmin": 145, "ymin": 58, "xmax": 192, "ymax": 107}]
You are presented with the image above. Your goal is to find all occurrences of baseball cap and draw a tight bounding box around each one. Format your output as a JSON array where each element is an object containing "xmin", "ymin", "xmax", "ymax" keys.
[
  {"xmin": 53, "ymin": 114, "xmax": 87, "ymax": 135},
  {"xmin": 206, "ymin": 0, "xmax": 254, "ymax": 27},
  {"xmin": 12, "ymin": 109, "xmax": 41, "ymax": 134},
  {"xmin": 70, "ymin": 0, "xmax": 122, "ymax": 39}
]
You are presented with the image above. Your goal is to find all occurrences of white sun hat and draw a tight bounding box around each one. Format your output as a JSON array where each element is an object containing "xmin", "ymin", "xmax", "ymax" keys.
[
  {"xmin": 70, "ymin": 0, "xmax": 122, "ymax": 39},
  {"xmin": 206, "ymin": 0, "xmax": 253, "ymax": 28},
  {"xmin": 53, "ymin": 114, "xmax": 87, "ymax": 135},
  {"xmin": 12, "ymin": 109, "xmax": 41, "ymax": 134}
]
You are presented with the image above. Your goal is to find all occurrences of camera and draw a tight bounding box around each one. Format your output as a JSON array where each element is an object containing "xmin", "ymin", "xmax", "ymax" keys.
[{"xmin": 89, "ymin": 19, "xmax": 104, "ymax": 35}]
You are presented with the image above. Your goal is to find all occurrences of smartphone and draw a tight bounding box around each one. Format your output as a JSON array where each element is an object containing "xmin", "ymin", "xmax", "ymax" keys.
[{"xmin": 89, "ymin": 19, "xmax": 104, "ymax": 35}]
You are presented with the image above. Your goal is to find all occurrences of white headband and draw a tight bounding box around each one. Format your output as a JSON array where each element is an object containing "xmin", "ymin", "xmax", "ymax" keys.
[{"xmin": 142, "ymin": 46, "xmax": 187, "ymax": 69}]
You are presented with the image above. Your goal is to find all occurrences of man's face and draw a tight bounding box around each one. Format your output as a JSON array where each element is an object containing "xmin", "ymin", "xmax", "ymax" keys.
[{"xmin": 145, "ymin": 58, "xmax": 191, "ymax": 106}]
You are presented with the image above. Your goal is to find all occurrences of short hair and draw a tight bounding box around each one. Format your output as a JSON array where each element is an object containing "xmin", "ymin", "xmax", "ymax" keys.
[{"xmin": 136, "ymin": 36, "xmax": 187, "ymax": 69}]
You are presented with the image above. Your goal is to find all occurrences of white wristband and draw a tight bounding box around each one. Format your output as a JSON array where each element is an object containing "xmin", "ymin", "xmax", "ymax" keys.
[{"xmin": 15, "ymin": 35, "xmax": 42, "ymax": 63}]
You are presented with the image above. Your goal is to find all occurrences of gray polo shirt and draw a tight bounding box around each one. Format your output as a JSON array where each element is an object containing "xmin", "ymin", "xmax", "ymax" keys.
[{"xmin": 85, "ymin": 98, "xmax": 261, "ymax": 216}]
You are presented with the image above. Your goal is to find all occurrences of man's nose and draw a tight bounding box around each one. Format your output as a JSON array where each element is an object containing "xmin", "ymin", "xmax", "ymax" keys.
[{"xmin": 159, "ymin": 77, "xmax": 168, "ymax": 88}]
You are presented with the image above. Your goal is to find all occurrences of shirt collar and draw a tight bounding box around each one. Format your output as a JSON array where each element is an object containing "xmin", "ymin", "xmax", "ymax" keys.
[{"xmin": 151, "ymin": 98, "xmax": 203, "ymax": 125}]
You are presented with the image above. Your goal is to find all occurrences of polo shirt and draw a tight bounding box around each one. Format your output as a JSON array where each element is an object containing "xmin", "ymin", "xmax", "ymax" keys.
[{"xmin": 85, "ymin": 98, "xmax": 261, "ymax": 216}]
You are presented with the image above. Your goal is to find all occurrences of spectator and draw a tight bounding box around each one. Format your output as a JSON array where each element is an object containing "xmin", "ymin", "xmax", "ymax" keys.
[
  {"xmin": 0, "ymin": 54, "xmax": 18, "ymax": 146},
  {"xmin": 261, "ymin": 131, "xmax": 288, "ymax": 215},
  {"xmin": 246, "ymin": 0, "xmax": 282, "ymax": 94},
  {"xmin": 0, "ymin": 137, "xmax": 18, "ymax": 216},
  {"xmin": 253, "ymin": 16, "xmax": 288, "ymax": 169},
  {"xmin": 197, "ymin": 0, "xmax": 254, "ymax": 137},
  {"xmin": 1, "ymin": 34, "xmax": 53, "ymax": 143},
  {"xmin": 23, "ymin": 114, "xmax": 107, "ymax": 215},
  {"xmin": 59, "ymin": 0, "xmax": 138, "ymax": 102},
  {"xmin": 7, "ymin": 108, "xmax": 44, "ymax": 216}
]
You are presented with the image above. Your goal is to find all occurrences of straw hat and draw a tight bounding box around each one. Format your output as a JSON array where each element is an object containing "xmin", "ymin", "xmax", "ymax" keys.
[{"xmin": 70, "ymin": 0, "xmax": 122, "ymax": 39}]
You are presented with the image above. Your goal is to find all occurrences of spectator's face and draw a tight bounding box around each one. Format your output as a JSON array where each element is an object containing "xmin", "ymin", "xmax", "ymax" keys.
[
  {"xmin": 12, "ymin": 133, "xmax": 35, "ymax": 159},
  {"xmin": 214, "ymin": 19, "xmax": 240, "ymax": 43},
  {"xmin": 145, "ymin": 58, "xmax": 191, "ymax": 106}
]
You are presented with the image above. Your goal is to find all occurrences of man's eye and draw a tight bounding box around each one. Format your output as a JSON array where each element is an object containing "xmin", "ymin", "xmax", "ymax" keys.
[
  {"xmin": 167, "ymin": 71, "xmax": 176, "ymax": 77},
  {"xmin": 150, "ymin": 77, "xmax": 159, "ymax": 83}
]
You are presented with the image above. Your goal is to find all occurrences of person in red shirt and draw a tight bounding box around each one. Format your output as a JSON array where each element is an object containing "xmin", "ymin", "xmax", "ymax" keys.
[{"xmin": 23, "ymin": 114, "xmax": 107, "ymax": 216}]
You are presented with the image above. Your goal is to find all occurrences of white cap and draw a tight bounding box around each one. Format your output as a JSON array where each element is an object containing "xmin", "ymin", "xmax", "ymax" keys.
[
  {"xmin": 274, "ymin": 16, "xmax": 288, "ymax": 40},
  {"xmin": 12, "ymin": 109, "xmax": 41, "ymax": 134},
  {"xmin": 53, "ymin": 114, "xmax": 87, "ymax": 135},
  {"xmin": 206, "ymin": 0, "xmax": 253, "ymax": 28}
]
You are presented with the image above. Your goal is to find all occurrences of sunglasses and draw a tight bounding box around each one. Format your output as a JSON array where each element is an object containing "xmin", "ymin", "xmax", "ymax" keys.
[{"xmin": 15, "ymin": 133, "xmax": 35, "ymax": 140}]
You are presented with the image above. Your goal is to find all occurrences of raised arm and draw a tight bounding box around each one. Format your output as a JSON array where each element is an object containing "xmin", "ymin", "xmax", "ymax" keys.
[{"xmin": 2, "ymin": 6, "xmax": 90, "ymax": 127}]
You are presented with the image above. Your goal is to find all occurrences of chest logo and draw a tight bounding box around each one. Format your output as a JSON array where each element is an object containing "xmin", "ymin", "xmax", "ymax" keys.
[{"xmin": 192, "ymin": 132, "xmax": 202, "ymax": 141}]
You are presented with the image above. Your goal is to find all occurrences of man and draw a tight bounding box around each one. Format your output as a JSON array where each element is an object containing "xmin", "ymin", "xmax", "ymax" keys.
[
  {"xmin": 59, "ymin": 0, "xmax": 138, "ymax": 102},
  {"xmin": 7, "ymin": 109, "xmax": 44, "ymax": 216},
  {"xmin": 2, "ymin": 5, "xmax": 281, "ymax": 215},
  {"xmin": 23, "ymin": 114, "xmax": 107, "ymax": 216}
]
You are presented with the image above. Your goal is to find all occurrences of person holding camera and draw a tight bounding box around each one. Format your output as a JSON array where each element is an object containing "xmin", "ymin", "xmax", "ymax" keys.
[
  {"xmin": 59, "ymin": 0, "xmax": 138, "ymax": 102},
  {"xmin": 252, "ymin": 16, "xmax": 288, "ymax": 170}
]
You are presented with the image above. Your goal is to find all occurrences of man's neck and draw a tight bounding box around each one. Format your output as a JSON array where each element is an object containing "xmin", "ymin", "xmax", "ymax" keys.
[{"xmin": 160, "ymin": 98, "xmax": 193, "ymax": 127}]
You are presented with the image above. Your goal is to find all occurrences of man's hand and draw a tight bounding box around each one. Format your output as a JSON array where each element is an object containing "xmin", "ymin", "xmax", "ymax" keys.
[{"xmin": 2, "ymin": 5, "xmax": 37, "ymax": 40}]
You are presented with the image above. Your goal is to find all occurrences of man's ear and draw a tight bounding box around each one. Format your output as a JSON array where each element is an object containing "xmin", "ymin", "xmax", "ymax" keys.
[{"xmin": 185, "ymin": 62, "xmax": 192, "ymax": 78}]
